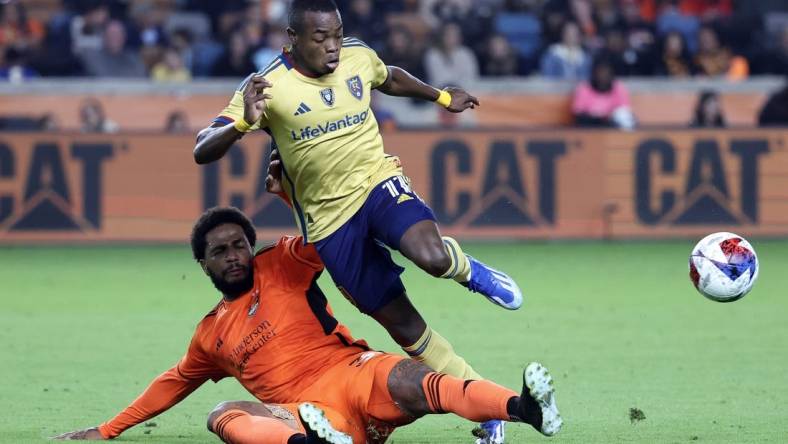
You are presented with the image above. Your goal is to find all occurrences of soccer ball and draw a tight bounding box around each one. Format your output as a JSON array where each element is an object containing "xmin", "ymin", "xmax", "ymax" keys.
[{"xmin": 689, "ymin": 232, "xmax": 759, "ymax": 303}]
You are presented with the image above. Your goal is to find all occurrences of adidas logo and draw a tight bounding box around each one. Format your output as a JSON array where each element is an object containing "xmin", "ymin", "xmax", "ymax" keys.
[{"xmin": 294, "ymin": 102, "xmax": 312, "ymax": 116}]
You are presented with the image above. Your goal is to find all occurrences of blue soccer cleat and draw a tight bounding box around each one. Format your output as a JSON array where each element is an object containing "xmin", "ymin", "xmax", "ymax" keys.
[
  {"xmin": 462, "ymin": 255, "xmax": 523, "ymax": 310},
  {"xmin": 474, "ymin": 420, "xmax": 505, "ymax": 444}
]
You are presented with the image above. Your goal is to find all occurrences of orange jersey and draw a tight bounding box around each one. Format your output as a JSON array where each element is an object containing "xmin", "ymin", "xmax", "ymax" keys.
[{"xmin": 99, "ymin": 236, "xmax": 372, "ymax": 438}]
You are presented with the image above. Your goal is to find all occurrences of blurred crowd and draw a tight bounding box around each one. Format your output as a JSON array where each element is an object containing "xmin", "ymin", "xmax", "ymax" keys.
[
  {"xmin": 0, "ymin": 0, "xmax": 786, "ymax": 130},
  {"xmin": 1, "ymin": 0, "xmax": 786, "ymax": 83}
]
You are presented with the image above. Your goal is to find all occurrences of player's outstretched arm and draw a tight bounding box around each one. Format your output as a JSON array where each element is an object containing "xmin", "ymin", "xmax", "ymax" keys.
[
  {"xmin": 194, "ymin": 75, "xmax": 272, "ymax": 164},
  {"xmin": 375, "ymin": 66, "xmax": 480, "ymax": 113},
  {"xmin": 52, "ymin": 365, "xmax": 210, "ymax": 440}
]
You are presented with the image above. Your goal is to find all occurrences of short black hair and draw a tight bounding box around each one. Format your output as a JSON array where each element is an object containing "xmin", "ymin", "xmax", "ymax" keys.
[
  {"xmin": 288, "ymin": 0, "xmax": 339, "ymax": 32},
  {"xmin": 190, "ymin": 207, "xmax": 256, "ymax": 261}
]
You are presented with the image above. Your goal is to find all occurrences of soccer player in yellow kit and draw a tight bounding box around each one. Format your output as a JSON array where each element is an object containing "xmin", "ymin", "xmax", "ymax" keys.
[{"xmin": 194, "ymin": 2, "xmax": 523, "ymax": 442}]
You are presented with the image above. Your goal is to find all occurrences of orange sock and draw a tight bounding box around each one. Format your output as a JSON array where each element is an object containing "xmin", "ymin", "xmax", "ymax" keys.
[
  {"xmin": 211, "ymin": 409, "xmax": 301, "ymax": 444},
  {"xmin": 422, "ymin": 373, "xmax": 516, "ymax": 422}
]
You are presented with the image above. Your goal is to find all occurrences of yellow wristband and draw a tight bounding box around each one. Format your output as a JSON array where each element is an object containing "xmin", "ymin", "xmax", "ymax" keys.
[
  {"xmin": 435, "ymin": 89, "xmax": 452, "ymax": 108},
  {"xmin": 233, "ymin": 118, "xmax": 253, "ymax": 133}
]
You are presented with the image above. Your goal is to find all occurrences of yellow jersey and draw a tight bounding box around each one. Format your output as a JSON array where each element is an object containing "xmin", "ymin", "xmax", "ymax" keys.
[{"xmin": 214, "ymin": 38, "xmax": 402, "ymax": 242}]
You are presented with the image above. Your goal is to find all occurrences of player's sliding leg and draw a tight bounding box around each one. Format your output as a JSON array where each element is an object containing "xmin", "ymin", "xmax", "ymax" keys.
[
  {"xmin": 207, "ymin": 401, "xmax": 351, "ymax": 444},
  {"xmin": 386, "ymin": 359, "xmax": 563, "ymax": 437},
  {"xmin": 372, "ymin": 292, "xmax": 505, "ymax": 442},
  {"xmin": 398, "ymin": 221, "xmax": 523, "ymax": 310}
]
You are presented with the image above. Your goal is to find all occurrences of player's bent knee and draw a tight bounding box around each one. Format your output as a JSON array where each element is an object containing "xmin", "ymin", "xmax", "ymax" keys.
[
  {"xmin": 424, "ymin": 252, "xmax": 452, "ymax": 277},
  {"xmin": 387, "ymin": 359, "xmax": 432, "ymax": 418},
  {"xmin": 411, "ymin": 243, "xmax": 451, "ymax": 277},
  {"xmin": 207, "ymin": 401, "xmax": 248, "ymax": 431}
]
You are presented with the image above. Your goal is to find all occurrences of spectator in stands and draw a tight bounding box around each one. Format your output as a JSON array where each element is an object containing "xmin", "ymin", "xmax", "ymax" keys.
[
  {"xmin": 421, "ymin": 0, "xmax": 491, "ymax": 48},
  {"xmin": 27, "ymin": 1, "xmax": 83, "ymax": 77},
  {"xmin": 421, "ymin": 0, "xmax": 472, "ymax": 28},
  {"xmin": 572, "ymin": 56, "xmax": 635, "ymax": 129},
  {"xmin": 165, "ymin": 110, "xmax": 190, "ymax": 133},
  {"xmin": 80, "ymin": 20, "xmax": 147, "ymax": 77},
  {"xmin": 540, "ymin": 21, "xmax": 590, "ymax": 80},
  {"xmin": 0, "ymin": 47, "xmax": 39, "ymax": 82},
  {"xmin": 379, "ymin": 25, "xmax": 426, "ymax": 80},
  {"xmin": 211, "ymin": 30, "xmax": 255, "ymax": 77},
  {"xmin": 600, "ymin": 28, "xmax": 645, "ymax": 76},
  {"xmin": 183, "ymin": 0, "xmax": 248, "ymax": 39},
  {"xmin": 79, "ymin": 98, "xmax": 118, "ymax": 133},
  {"xmin": 342, "ymin": 0, "xmax": 386, "ymax": 49},
  {"xmin": 690, "ymin": 90, "xmax": 726, "ymax": 128},
  {"xmin": 424, "ymin": 22, "xmax": 479, "ymax": 87},
  {"xmin": 655, "ymin": 0, "xmax": 699, "ymax": 53},
  {"xmin": 656, "ymin": 31, "xmax": 694, "ymax": 76},
  {"xmin": 128, "ymin": 1, "xmax": 168, "ymax": 49},
  {"xmin": 694, "ymin": 25, "xmax": 748, "ymax": 80},
  {"xmin": 38, "ymin": 113, "xmax": 59, "ymax": 132},
  {"xmin": 151, "ymin": 47, "xmax": 191, "ymax": 82},
  {"xmin": 541, "ymin": 2, "xmax": 570, "ymax": 47},
  {"xmin": 620, "ymin": 0, "xmax": 657, "ymax": 70},
  {"xmin": 481, "ymin": 34, "xmax": 519, "ymax": 77},
  {"xmin": 127, "ymin": 1, "xmax": 169, "ymax": 71},
  {"xmin": 252, "ymin": 27, "xmax": 288, "ymax": 71},
  {"xmin": 758, "ymin": 82, "xmax": 788, "ymax": 127},
  {"xmin": 568, "ymin": 0, "xmax": 594, "ymax": 37},
  {"xmin": 70, "ymin": 2, "xmax": 110, "ymax": 55},
  {"xmin": 760, "ymin": 27, "xmax": 788, "ymax": 76},
  {"xmin": 0, "ymin": 1, "xmax": 45, "ymax": 52},
  {"xmin": 239, "ymin": 19, "xmax": 269, "ymax": 71},
  {"xmin": 593, "ymin": 0, "xmax": 625, "ymax": 36},
  {"xmin": 170, "ymin": 29, "xmax": 195, "ymax": 74}
]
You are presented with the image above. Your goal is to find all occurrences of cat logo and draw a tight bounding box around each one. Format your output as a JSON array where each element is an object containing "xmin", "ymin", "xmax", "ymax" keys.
[
  {"xmin": 635, "ymin": 138, "xmax": 769, "ymax": 225},
  {"xmin": 0, "ymin": 141, "xmax": 113, "ymax": 231},
  {"xmin": 431, "ymin": 139, "xmax": 567, "ymax": 226}
]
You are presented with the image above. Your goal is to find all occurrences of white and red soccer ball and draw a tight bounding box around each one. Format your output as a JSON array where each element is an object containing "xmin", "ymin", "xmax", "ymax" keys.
[{"xmin": 689, "ymin": 232, "xmax": 759, "ymax": 303}]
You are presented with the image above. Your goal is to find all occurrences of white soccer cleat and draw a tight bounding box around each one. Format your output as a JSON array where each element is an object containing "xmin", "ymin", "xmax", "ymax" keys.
[
  {"xmin": 298, "ymin": 403, "xmax": 353, "ymax": 444},
  {"xmin": 520, "ymin": 362, "xmax": 563, "ymax": 436}
]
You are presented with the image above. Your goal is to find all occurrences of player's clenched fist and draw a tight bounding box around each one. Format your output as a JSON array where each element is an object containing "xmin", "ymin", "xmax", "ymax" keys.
[
  {"xmin": 52, "ymin": 427, "xmax": 105, "ymax": 440},
  {"xmin": 242, "ymin": 75, "xmax": 273, "ymax": 126}
]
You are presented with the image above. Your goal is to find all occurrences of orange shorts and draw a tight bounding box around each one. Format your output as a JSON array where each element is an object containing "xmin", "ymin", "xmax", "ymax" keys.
[{"xmin": 278, "ymin": 351, "xmax": 412, "ymax": 444}]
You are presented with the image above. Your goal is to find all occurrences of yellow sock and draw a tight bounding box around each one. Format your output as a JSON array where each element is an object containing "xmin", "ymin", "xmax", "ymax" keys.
[
  {"xmin": 402, "ymin": 327, "xmax": 482, "ymax": 380},
  {"xmin": 440, "ymin": 236, "xmax": 471, "ymax": 283}
]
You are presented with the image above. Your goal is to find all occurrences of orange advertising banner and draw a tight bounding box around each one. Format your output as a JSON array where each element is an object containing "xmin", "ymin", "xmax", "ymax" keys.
[{"xmin": 0, "ymin": 130, "xmax": 786, "ymax": 243}]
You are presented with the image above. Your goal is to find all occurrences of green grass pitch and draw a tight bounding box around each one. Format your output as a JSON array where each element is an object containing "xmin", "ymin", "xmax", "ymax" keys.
[{"xmin": 2, "ymin": 240, "xmax": 787, "ymax": 443}]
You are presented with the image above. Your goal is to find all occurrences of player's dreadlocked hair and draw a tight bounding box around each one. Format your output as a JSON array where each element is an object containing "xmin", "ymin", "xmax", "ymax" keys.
[
  {"xmin": 190, "ymin": 207, "xmax": 257, "ymax": 261},
  {"xmin": 288, "ymin": 0, "xmax": 339, "ymax": 32}
]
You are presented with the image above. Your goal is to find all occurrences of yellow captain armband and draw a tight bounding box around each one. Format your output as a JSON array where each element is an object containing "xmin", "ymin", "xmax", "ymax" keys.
[
  {"xmin": 435, "ymin": 89, "xmax": 452, "ymax": 108},
  {"xmin": 233, "ymin": 118, "xmax": 253, "ymax": 133}
]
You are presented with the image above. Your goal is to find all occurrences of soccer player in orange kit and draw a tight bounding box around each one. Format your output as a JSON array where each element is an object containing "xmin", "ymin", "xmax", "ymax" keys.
[{"xmin": 54, "ymin": 207, "xmax": 562, "ymax": 443}]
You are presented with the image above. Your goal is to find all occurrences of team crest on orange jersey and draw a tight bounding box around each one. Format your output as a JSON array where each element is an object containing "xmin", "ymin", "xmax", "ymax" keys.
[
  {"xmin": 346, "ymin": 75, "xmax": 363, "ymax": 100},
  {"xmin": 320, "ymin": 87, "xmax": 335, "ymax": 107},
  {"xmin": 248, "ymin": 289, "xmax": 260, "ymax": 316}
]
